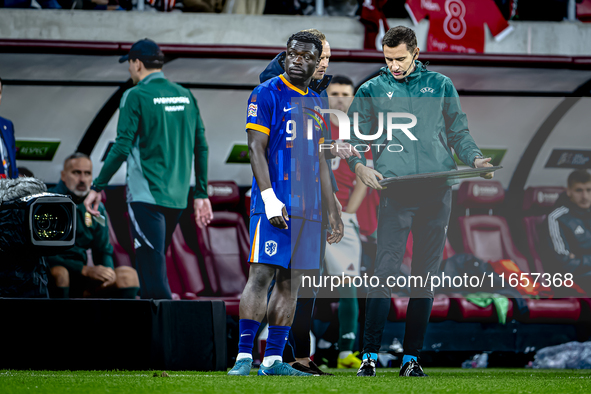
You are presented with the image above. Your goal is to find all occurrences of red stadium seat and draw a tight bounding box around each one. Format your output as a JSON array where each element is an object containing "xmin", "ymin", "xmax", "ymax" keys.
[
  {"xmin": 522, "ymin": 215, "xmax": 547, "ymax": 274},
  {"xmin": 168, "ymin": 225, "xmax": 207, "ymax": 299},
  {"xmin": 522, "ymin": 186, "xmax": 564, "ymax": 213},
  {"xmin": 192, "ymin": 211, "xmax": 249, "ymax": 297},
  {"xmin": 457, "ymin": 180, "xmax": 529, "ymax": 272},
  {"xmin": 459, "ymin": 215, "xmax": 530, "ymax": 273},
  {"xmin": 207, "ymin": 180, "xmax": 241, "ymax": 211},
  {"xmin": 449, "ymin": 294, "xmax": 514, "ymax": 322},
  {"xmin": 389, "ymin": 294, "xmax": 451, "ymax": 322}
]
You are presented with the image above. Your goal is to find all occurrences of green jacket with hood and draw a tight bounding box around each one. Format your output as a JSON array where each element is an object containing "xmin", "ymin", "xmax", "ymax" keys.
[{"xmin": 346, "ymin": 61, "xmax": 482, "ymax": 185}]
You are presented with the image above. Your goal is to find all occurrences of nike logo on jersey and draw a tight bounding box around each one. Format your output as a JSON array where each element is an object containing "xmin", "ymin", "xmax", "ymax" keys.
[
  {"xmin": 283, "ymin": 106, "xmax": 295, "ymax": 112},
  {"xmin": 240, "ymin": 334, "xmax": 251, "ymax": 337},
  {"xmin": 575, "ymin": 226, "xmax": 585, "ymax": 235}
]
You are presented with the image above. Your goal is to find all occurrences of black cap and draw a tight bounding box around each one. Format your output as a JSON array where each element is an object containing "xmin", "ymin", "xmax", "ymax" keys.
[{"xmin": 119, "ymin": 38, "xmax": 164, "ymax": 66}]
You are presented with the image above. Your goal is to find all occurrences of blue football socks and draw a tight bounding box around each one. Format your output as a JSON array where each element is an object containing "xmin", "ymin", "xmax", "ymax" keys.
[
  {"xmin": 402, "ymin": 355, "xmax": 417, "ymax": 365},
  {"xmin": 264, "ymin": 325, "xmax": 290, "ymax": 357},
  {"xmin": 238, "ymin": 319, "xmax": 260, "ymax": 355}
]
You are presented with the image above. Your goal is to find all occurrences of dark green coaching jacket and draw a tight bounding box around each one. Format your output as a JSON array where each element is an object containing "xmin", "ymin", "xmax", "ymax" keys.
[
  {"xmin": 346, "ymin": 61, "xmax": 482, "ymax": 185},
  {"xmin": 92, "ymin": 72, "xmax": 208, "ymax": 208},
  {"xmin": 46, "ymin": 181, "xmax": 114, "ymax": 274}
]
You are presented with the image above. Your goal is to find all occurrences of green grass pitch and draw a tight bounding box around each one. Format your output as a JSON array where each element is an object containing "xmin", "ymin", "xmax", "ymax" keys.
[{"xmin": 2, "ymin": 369, "xmax": 590, "ymax": 394}]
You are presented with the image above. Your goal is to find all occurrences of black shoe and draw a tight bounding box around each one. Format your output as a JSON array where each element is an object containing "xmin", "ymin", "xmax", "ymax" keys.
[
  {"xmin": 399, "ymin": 359, "xmax": 428, "ymax": 377},
  {"xmin": 291, "ymin": 361, "xmax": 334, "ymax": 376},
  {"xmin": 356, "ymin": 358, "xmax": 376, "ymax": 377},
  {"xmin": 307, "ymin": 361, "xmax": 334, "ymax": 376}
]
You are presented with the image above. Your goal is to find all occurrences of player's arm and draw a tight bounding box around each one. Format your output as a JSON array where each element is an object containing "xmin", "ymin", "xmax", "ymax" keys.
[
  {"xmin": 344, "ymin": 175, "xmax": 368, "ymax": 214},
  {"xmin": 247, "ymin": 129, "xmax": 288, "ymax": 229},
  {"xmin": 85, "ymin": 90, "xmax": 140, "ymax": 216},
  {"xmin": 319, "ymin": 149, "xmax": 343, "ymax": 244},
  {"xmin": 547, "ymin": 216, "xmax": 591, "ymax": 274},
  {"xmin": 192, "ymin": 96, "xmax": 213, "ymax": 229}
]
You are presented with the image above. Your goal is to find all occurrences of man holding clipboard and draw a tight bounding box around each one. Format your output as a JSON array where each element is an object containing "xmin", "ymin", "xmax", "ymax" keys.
[{"xmin": 345, "ymin": 26, "xmax": 496, "ymax": 377}]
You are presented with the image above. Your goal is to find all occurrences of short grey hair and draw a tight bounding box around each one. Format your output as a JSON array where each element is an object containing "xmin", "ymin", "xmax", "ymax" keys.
[
  {"xmin": 0, "ymin": 178, "xmax": 48, "ymax": 203},
  {"xmin": 63, "ymin": 152, "xmax": 91, "ymax": 170}
]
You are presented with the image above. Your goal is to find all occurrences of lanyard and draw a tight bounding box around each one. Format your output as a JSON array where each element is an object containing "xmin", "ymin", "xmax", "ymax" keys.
[{"xmin": 0, "ymin": 136, "xmax": 9, "ymax": 176}]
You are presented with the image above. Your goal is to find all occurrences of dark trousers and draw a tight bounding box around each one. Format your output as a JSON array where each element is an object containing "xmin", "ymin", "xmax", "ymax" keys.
[
  {"xmin": 128, "ymin": 202, "xmax": 183, "ymax": 300},
  {"xmin": 268, "ymin": 228, "xmax": 326, "ymax": 361},
  {"xmin": 362, "ymin": 184, "xmax": 452, "ymax": 357}
]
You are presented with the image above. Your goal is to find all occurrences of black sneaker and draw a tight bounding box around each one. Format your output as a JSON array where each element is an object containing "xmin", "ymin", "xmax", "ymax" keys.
[
  {"xmin": 356, "ymin": 358, "xmax": 376, "ymax": 377},
  {"xmin": 291, "ymin": 362, "xmax": 334, "ymax": 376},
  {"xmin": 399, "ymin": 359, "xmax": 428, "ymax": 377},
  {"xmin": 307, "ymin": 361, "xmax": 334, "ymax": 376}
]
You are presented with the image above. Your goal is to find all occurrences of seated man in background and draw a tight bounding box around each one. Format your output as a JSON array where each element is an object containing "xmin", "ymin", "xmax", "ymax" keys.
[
  {"xmin": 543, "ymin": 169, "xmax": 591, "ymax": 296},
  {"xmin": 47, "ymin": 152, "xmax": 139, "ymax": 299}
]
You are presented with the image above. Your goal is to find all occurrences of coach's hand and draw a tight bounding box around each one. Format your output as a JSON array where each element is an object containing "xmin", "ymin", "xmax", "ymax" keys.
[
  {"xmin": 327, "ymin": 212, "xmax": 344, "ymax": 245},
  {"xmin": 331, "ymin": 142, "xmax": 362, "ymax": 160},
  {"xmin": 355, "ymin": 163, "xmax": 384, "ymax": 190},
  {"xmin": 82, "ymin": 265, "xmax": 116, "ymax": 287},
  {"xmin": 474, "ymin": 157, "xmax": 494, "ymax": 179},
  {"xmin": 194, "ymin": 198, "xmax": 213, "ymax": 228},
  {"xmin": 84, "ymin": 189, "xmax": 102, "ymax": 217}
]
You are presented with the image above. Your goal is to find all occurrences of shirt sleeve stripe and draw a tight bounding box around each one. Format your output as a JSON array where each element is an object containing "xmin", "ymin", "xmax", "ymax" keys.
[
  {"xmin": 548, "ymin": 206, "xmax": 570, "ymax": 256},
  {"xmin": 246, "ymin": 123, "xmax": 270, "ymax": 135}
]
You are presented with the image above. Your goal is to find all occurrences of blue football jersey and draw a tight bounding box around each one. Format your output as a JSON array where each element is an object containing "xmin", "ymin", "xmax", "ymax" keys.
[{"xmin": 246, "ymin": 74, "xmax": 326, "ymax": 222}]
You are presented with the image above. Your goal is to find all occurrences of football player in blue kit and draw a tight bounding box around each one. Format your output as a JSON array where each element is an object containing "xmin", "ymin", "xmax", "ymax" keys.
[{"xmin": 228, "ymin": 31, "xmax": 344, "ymax": 377}]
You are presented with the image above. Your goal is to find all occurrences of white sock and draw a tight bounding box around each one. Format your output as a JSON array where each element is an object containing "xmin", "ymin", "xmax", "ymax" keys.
[
  {"xmin": 339, "ymin": 351, "xmax": 353, "ymax": 359},
  {"xmin": 262, "ymin": 355, "xmax": 282, "ymax": 367},
  {"xmin": 237, "ymin": 353, "xmax": 252, "ymax": 361}
]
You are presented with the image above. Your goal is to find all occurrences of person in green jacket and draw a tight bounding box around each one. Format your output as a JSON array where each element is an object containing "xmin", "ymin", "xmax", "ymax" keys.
[
  {"xmin": 84, "ymin": 39, "xmax": 212, "ymax": 299},
  {"xmin": 350, "ymin": 26, "xmax": 495, "ymax": 378},
  {"xmin": 47, "ymin": 153, "xmax": 139, "ymax": 299}
]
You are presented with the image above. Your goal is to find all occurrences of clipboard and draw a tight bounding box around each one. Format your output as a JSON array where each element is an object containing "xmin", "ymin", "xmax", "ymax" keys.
[{"xmin": 378, "ymin": 166, "xmax": 502, "ymax": 186}]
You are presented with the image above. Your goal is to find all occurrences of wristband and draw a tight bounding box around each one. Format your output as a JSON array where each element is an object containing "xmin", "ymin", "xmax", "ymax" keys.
[{"xmin": 261, "ymin": 188, "xmax": 285, "ymax": 221}]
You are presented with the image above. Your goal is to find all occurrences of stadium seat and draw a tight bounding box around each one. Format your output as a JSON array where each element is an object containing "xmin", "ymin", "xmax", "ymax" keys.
[
  {"xmin": 168, "ymin": 225, "xmax": 207, "ymax": 299},
  {"xmin": 389, "ymin": 294, "xmax": 451, "ymax": 322},
  {"xmin": 193, "ymin": 212, "xmax": 249, "ymax": 297},
  {"xmin": 519, "ymin": 187, "xmax": 584, "ymax": 323},
  {"xmin": 207, "ymin": 180, "xmax": 241, "ymax": 211},
  {"xmin": 522, "ymin": 186, "xmax": 564, "ymax": 213},
  {"xmin": 449, "ymin": 294, "xmax": 514, "ymax": 323},
  {"xmin": 521, "ymin": 186, "xmax": 564, "ymax": 274},
  {"xmin": 522, "ymin": 215, "xmax": 547, "ymax": 274},
  {"xmin": 457, "ymin": 180, "xmax": 529, "ymax": 273},
  {"xmin": 516, "ymin": 298, "xmax": 581, "ymax": 324}
]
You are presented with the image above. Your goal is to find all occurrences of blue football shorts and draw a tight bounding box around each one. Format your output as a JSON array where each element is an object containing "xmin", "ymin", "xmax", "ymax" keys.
[{"xmin": 248, "ymin": 214, "xmax": 321, "ymax": 270}]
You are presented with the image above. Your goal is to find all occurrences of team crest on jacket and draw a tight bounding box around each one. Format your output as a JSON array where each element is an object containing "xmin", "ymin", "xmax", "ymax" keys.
[
  {"xmin": 420, "ymin": 87, "xmax": 435, "ymax": 93},
  {"xmin": 265, "ymin": 240, "xmax": 278, "ymax": 257}
]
